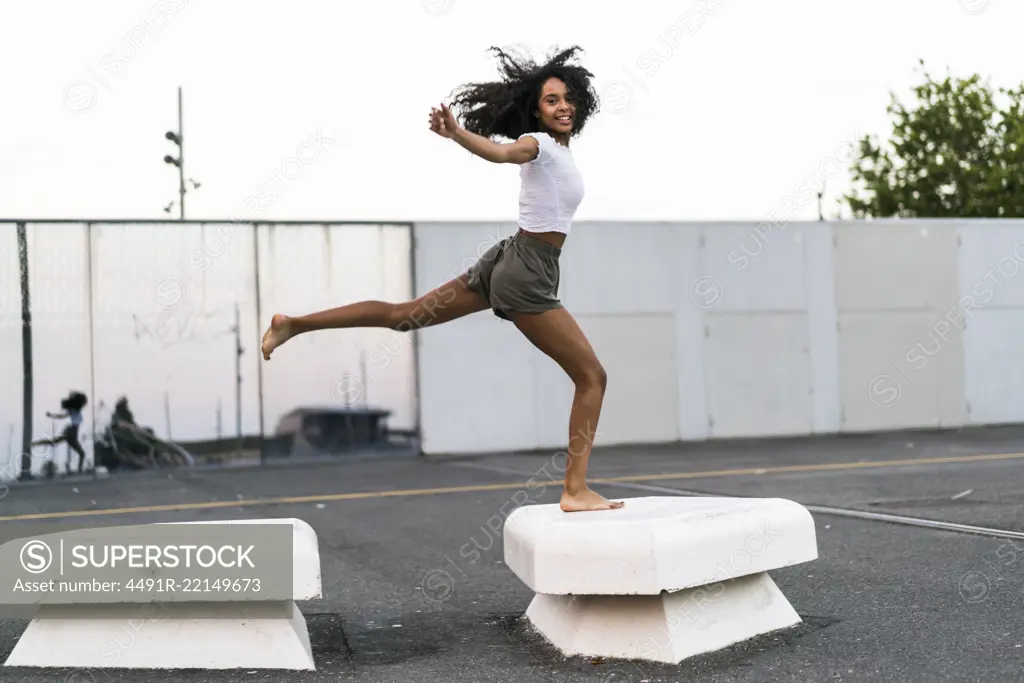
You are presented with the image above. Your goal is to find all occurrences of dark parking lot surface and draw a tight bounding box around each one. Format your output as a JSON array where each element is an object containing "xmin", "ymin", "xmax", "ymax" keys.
[{"xmin": 2, "ymin": 427, "xmax": 1024, "ymax": 682}]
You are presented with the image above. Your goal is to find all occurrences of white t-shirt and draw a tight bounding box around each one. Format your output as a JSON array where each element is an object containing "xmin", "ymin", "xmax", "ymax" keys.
[{"xmin": 516, "ymin": 132, "xmax": 585, "ymax": 236}]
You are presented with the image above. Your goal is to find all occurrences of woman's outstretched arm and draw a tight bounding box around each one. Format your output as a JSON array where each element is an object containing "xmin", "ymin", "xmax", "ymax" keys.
[
  {"xmin": 451, "ymin": 125, "xmax": 539, "ymax": 164},
  {"xmin": 429, "ymin": 102, "xmax": 538, "ymax": 164}
]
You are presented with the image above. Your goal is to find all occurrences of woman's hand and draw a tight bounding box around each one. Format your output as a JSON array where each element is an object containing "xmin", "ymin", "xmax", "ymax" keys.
[{"xmin": 429, "ymin": 102, "xmax": 459, "ymax": 139}]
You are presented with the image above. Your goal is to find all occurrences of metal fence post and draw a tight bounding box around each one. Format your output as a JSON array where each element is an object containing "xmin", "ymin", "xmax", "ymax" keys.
[
  {"xmin": 17, "ymin": 222, "xmax": 33, "ymax": 480},
  {"xmin": 409, "ymin": 222, "xmax": 423, "ymax": 457},
  {"xmin": 86, "ymin": 222, "xmax": 98, "ymax": 478},
  {"xmin": 252, "ymin": 222, "xmax": 266, "ymax": 465}
]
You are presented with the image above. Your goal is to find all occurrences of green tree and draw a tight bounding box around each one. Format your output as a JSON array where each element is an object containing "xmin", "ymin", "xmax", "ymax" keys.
[{"xmin": 845, "ymin": 61, "xmax": 1024, "ymax": 218}]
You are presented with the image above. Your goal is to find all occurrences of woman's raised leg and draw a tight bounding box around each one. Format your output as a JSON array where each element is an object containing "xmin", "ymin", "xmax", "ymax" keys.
[
  {"xmin": 262, "ymin": 274, "xmax": 489, "ymax": 359},
  {"xmin": 511, "ymin": 307, "xmax": 623, "ymax": 512},
  {"xmin": 31, "ymin": 434, "xmax": 67, "ymax": 447}
]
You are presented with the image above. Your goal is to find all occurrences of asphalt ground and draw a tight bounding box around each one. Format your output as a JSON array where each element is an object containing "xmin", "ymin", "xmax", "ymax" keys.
[{"xmin": 2, "ymin": 426, "xmax": 1024, "ymax": 682}]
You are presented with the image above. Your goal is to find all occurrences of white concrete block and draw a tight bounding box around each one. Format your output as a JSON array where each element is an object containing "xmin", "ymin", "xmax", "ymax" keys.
[
  {"xmin": 4, "ymin": 518, "xmax": 323, "ymax": 671},
  {"xmin": 504, "ymin": 497, "xmax": 817, "ymax": 595},
  {"xmin": 504, "ymin": 497, "xmax": 817, "ymax": 664},
  {"xmin": 163, "ymin": 518, "xmax": 322, "ymax": 600},
  {"xmin": 526, "ymin": 572, "xmax": 800, "ymax": 663},
  {"xmin": 5, "ymin": 601, "xmax": 315, "ymax": 670}
]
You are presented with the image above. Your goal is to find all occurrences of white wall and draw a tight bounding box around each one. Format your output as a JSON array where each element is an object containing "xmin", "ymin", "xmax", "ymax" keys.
[{"xmin": 412, "ymin": 219, "xmax": 1024, "ymax": 455}]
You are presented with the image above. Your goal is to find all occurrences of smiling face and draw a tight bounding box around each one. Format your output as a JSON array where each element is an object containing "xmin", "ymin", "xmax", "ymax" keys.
[{"xmin": 535, "ymin": 77, "xmax": 575, "ymax": 137}]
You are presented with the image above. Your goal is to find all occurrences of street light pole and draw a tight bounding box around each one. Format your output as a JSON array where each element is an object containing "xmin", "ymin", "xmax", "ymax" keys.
[
  {"xmin": 163, "ymin": 86, "xmax": 186, "ymax": 220},
  {"xmin": 177, "ymin": 87, "xmax": 184, "ymax": 219}
]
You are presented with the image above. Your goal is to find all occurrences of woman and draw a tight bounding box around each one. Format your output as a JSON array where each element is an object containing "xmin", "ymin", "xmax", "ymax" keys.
[
  {"xmin": 261, "ymin": 46, "xmax": 623, "ymax": 512},
  {"xmin": 33, "ymin": 391, "xmax": 88, "ymax": 475}
]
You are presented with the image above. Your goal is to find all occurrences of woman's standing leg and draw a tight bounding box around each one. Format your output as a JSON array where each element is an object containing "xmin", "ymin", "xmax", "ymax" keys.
[
  {"xmin": 67, "ymin": 429, "xmax": 86, "ymax": 473},
  {"xmin": 511, "ymin": 307, "xmax": 623, "ymax": 512},
  {"xmin": 261, "ymin": 274, "xmax": 490, "ymax": 359}
]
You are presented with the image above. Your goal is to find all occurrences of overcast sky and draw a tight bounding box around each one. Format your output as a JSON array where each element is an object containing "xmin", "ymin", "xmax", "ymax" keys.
[{"xmin": 2, "ymin": 0, "xmax": 1019, "ymax": 223}]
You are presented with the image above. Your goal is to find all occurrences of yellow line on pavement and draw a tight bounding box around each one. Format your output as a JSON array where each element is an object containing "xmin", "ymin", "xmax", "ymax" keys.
[
  {"xmin": 590, "ymin": 450, "xmax": 1024, "ymax": 484},
  {"xmin": 1, "ymin": 450, "xmax": 1021, "ymax": 523},
  {"xmin": 0, "ymin": 482, "xmax": 537, "ymax": 522}
]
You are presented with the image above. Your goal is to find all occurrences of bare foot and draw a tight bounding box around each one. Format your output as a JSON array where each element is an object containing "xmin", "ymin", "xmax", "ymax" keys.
[
  {"xmin": 560, "ymin": 487, "xmax": 625, "ymax": 512},
  {"xmin": 261, "ymin": 313, "xmax": 295, "ymax": 360}
]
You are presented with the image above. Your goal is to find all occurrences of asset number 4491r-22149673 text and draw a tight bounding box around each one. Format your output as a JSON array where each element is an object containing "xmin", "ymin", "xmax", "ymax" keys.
[{"xmin": 125, "ymin": 578, "xmax": 262, "ymax": 592}]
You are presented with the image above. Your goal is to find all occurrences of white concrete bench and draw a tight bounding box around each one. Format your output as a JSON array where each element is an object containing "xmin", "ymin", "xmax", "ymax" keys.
[
  {"xmin": 503, "ymin": 496, "xmax": 817, "ymax": 663},
  {"xmin": 4, "ymin": 518, "xmax": 322, "ymax": 671}
]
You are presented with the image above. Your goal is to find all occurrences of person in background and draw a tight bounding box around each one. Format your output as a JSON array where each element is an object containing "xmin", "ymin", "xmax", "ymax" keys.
[{"xmin": 33, "ymin": 391, "xmax": 88, "ymax": 475}]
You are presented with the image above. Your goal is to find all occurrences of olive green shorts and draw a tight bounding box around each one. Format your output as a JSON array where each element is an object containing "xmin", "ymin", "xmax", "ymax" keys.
[{"xmin": 465, "ymin": 231, "xmax": 563, "ymax": 321}]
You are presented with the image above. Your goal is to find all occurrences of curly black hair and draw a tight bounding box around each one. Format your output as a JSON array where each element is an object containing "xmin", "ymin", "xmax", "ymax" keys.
[
  {"xmin": 448, "ymin": 45, "xmax": 599, "ymax": 141},
  {"xmin": 61, "ymin": 391, "xmax": 87, "ymax": 411}
]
